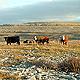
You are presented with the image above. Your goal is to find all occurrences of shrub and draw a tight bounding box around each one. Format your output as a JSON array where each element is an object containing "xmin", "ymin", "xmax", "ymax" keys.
[{"xmin": 58, "ymin": 57, "xmax": 80, "ymax": 73}]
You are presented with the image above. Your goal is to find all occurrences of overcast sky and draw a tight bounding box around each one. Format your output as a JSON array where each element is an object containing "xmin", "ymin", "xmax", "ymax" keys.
[{"xmin": 0, "ymin": 0, "xmax": 80, "ymax": 24}]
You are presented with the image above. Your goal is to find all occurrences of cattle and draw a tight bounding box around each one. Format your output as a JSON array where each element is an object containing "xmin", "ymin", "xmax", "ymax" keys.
[
  {"xmin": 23, "ymin": 40, "xmax": 28, "ymax": 43},
  {"xmin": 23, "ymin": 40, "xmax": 34, "ymax": 44},
  {"xmin": 34, "ymin": 36, "xmax": 49, "ymax": 44},
  {"xmin": 59, "ymin": 35, "xmax": 68, "ymax": 45},
  {"xmin": 29, "ymin": 41, "xmax": 32, "ymax": 43},
  {"xmin": 4, "ymin": 36, "xmax": 20, "ymax": 45}
]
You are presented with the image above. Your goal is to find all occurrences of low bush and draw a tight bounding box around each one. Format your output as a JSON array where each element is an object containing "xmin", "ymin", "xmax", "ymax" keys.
[{"xmin": 58, "ymin": 57, "xmax": 80, "ymax": 73}]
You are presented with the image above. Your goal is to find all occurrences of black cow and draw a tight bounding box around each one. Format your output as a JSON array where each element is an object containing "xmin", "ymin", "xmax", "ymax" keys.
[
  {"xmin": 4, "ymin": 36, "xmax": 20, "ymax": 45},
  {"xmin": 23, "ymin": 40, "xmax": 28, "ymax": 43},
  {"xmin": 23, "ymin": 40, "xmax": 34, "ymax": 44}
]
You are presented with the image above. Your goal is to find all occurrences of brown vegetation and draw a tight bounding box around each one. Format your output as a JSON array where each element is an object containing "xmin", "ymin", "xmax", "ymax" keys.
[
  {"xmin": 0, "ymin": 22, "xmax": 80, "ymax": 79},
  {"xmin": 58, "ymin": 57, "xmax": 80, "ymax": 73}
]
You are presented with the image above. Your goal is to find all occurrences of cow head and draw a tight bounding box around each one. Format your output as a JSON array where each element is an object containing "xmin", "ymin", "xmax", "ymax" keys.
[{"xmin": 4, "ymin": 37, "xmax": 8, "ymax": 41}]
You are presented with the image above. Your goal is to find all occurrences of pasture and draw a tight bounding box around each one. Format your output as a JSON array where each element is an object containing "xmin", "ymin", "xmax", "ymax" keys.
[
  {"xmin": 0, "ymin": 40, "xmax": 80, "ymax": 79},
  {"xmin": 0, "ymin": 22, "xmax": 80, "ymax": 79}
]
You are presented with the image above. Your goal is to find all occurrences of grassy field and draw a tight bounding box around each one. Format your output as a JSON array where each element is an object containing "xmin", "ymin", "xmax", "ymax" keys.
[
  {"xmin": 0, "ymin": 22, "xmax": 80, "ymax": 41},
  {"xmin": 0, "ymin": 22, "xmax": 80, "ymax": 79},
  {"xmin": 0, "ymin": 40, "xmax": 80, "ymax": 79}
]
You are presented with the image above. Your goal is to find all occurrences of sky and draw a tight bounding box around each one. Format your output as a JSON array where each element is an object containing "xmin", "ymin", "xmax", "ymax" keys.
[{"xmin": 0, "ymin": 0, "xmax": 80, "ymax": 24}]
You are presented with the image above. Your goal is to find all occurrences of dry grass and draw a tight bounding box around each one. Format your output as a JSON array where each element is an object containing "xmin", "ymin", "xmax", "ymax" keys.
[
  {"xmin": 0, "ymin": 40, "xmax": 80, "ymax": 79},
  {"xmin": 58, "ymin": 57, "xmax": 80, "ymax": 73},
  {"xmin": 0, "ymin": 71, "xmax": 21, "ymax": 80},
  {"xmin": 0, "ymin": 40, "xmax": 80, "ymax": 57},
  {"xmin": 0, "ymin": 22, "xmax": 80, "ymax": 79}
]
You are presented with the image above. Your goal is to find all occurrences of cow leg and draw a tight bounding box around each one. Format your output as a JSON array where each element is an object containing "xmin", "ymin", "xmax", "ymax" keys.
[
  {"xmin": 10, "ymin": 42, "xmax": 11, "ymax": 45},
  {"xmin": 42, "ymin": 42, "xmax": 44, "ymax": 45},
  {"xmin": 38, "ymin": 41, "xmax": 41, "ymax": 44},
  {"xmin": 63, "ymin": 41, "xmax": 65, "ymax": 45},
  {"xmin": 35, "ymin": 40, "xmax": 38, "ymax": 43},
  {"xmin": 65, "ymin": 42, "xmax": 68, "ymax": 45},
  {"xmin": 38, "ymin": 40, "xmax": 41, "ymax": 44},
  {"xmin": 61, "ymin": 41, "xmax": 62, "ymax": 44},
  {"xmin": 41, "ymin": 40, "xmax": 43, "ymax": 44},
  {"xmin": 65, "ymin": 42, "xmax": 67, "ymax": 45},
  {"xmin": 17, "ymin": 42, "xmax": 20, "ymax": 45},
  {"xmin": 41, "ymin": 40, "xmax": 44, "ymax": 45},
  {"xmin": 46, "ymin": 40, "xmax": 49, "ymax": 44},
  {"xmin": 7, "ymin": 42, "xmax": 8, "ymax": 45}
]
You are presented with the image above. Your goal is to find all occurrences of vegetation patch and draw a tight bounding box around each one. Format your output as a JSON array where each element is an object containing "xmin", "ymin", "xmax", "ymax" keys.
[{"xmin": 58, "ymin": 57, "xmax": 80, "ymax": 73}]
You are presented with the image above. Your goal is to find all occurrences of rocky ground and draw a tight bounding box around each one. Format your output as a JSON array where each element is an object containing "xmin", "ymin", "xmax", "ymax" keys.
[{"xmin": 0, "ymin": 40, "xmax": 80, "ymax": 80}]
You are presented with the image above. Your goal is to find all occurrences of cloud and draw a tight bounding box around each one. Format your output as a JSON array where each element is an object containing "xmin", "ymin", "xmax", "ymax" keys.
[
  {"xmin": 0, "ymin": 0, "xmax": 80, "ymax": 23},
  {"xmin": 0, "ymin": 0, "xmax": 7, "ymax": 3},
  {"xmin": 66, "ymin": 15, "xmax": 78, "ymax": 19},
  {"xmin": 0, "ymin": 0, "xmax": 53, "ymax": 9},
  {"xmin": 0, "ymin": 0, "xmax": 8, "ymax": 5},
  {"xmin": 74, "ymin": 17, "xmax": 80, "ymax": 21}
]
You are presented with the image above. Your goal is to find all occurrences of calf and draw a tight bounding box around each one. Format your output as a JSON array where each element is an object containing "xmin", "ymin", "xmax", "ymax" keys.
[{"xmin": 23, "ymin": 40, "xmax": 28, "ymax": 43}]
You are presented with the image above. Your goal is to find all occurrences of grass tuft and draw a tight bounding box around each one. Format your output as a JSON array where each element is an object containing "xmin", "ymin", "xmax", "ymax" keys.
[{"xmin": 58, "ymin": 57, "xmax": 80, "ymax": 73}]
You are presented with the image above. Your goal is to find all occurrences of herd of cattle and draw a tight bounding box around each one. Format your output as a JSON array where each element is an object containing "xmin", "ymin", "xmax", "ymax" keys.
[{"xmin": 4, "ymin": 35, "xmax": 69, "ymax": 45}]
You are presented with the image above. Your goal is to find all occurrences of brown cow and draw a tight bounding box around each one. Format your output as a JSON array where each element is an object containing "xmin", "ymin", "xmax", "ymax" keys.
[
  {"xmin": 59, "ymin": 35, "xmax": 68, "ymax": 45},
  {"xmin": 34, "ymin": 36, "xmax": 49, "ymax": 44}
]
